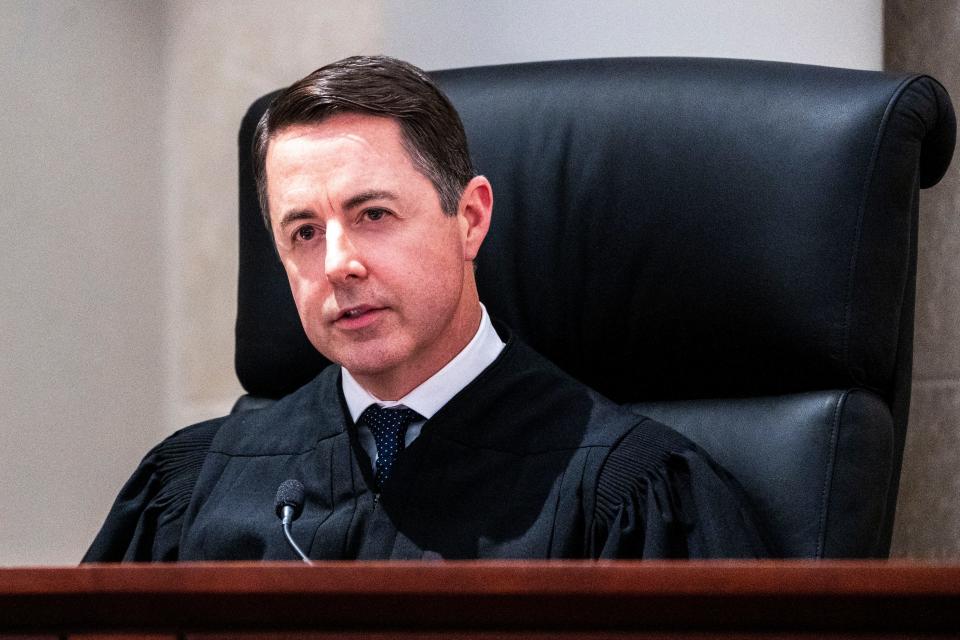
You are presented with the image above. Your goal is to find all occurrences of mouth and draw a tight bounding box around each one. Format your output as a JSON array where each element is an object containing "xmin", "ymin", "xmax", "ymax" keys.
[{"xmin": 333, "ymin": 305, "xmax": 385, "ymax": 328}]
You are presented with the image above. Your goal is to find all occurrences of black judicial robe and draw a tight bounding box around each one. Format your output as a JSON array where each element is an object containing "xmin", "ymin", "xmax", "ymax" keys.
[{"xmin": 84, "ymin": 337, "xmax": 766, "ymax": 561}]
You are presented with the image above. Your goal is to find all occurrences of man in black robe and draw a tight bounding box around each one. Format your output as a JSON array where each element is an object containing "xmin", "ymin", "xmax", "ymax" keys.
[{"xmin": 85, "ymin": 56, "xmax": 766, "ymax": 562}]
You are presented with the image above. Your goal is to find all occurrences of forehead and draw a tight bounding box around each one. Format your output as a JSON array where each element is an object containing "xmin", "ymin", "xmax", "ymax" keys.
[
  {"xmin": 264, "ymin": 114, "xmax": 440, "ymax": 223},
  {"xmin": 266, "ymin": 114, "xmax": 411, "ymax": 173}
]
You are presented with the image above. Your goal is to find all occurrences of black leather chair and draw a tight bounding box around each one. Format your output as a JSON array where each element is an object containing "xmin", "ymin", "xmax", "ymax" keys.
[{"xmin": 234, "ymin": 58, "xmax": 955, "ymax": 557}]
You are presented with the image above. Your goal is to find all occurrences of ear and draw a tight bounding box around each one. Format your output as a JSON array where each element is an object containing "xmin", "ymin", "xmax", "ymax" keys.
[{"xmin": 457, "ymin": 175, "xmax": 493, "ymax": 261}]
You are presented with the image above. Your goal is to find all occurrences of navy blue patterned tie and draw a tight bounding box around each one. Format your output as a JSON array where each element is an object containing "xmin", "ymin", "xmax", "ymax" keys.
[{"xmin": 360, "ymin": 405, "xmax": 422, "ymax": 489}]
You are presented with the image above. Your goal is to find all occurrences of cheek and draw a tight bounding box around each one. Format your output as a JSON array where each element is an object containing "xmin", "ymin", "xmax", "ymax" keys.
[
  {"xmin": 283, "ymin": 261, "xmax": 327, "ymax": 320},
  {"xmin": 410, "ymin": 223, "xmax": 465, "ymax": 269},
  {"xmin": 410, "ymin": 245, "xmax": 465, "ymax": 305}
]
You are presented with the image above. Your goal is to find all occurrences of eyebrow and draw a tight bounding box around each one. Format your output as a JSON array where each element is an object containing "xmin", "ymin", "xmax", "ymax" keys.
[
  {"xmin": 276, "ymin": 190, "xmax": 399, "ymax": 231},
  {"xmin": 277, "ymin": 209, "xmax": 316, "ymax": 231},
  {"xmin": 342, "ymin": 189, "xmax": 398, "ymax": 211}
]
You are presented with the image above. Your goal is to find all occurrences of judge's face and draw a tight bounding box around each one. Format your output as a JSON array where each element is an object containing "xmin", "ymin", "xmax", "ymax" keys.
[{"xmin": 265, "ymin": 114, "xmax": 491, "ymax": 399}]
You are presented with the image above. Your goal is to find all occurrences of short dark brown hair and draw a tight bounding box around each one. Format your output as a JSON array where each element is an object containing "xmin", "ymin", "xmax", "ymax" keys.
[{"xmin": 253, "ymin": 55, "xmax": 475, "ymax": 234}]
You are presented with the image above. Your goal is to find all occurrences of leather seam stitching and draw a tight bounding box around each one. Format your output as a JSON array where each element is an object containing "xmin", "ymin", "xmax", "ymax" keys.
[
  {"xmin": 841, "ymin": 74, "xmax": 919, "ymax": 387},
  {"xmin": 817, "ymin": 390, "xmax": 847, "ymax": 557}
]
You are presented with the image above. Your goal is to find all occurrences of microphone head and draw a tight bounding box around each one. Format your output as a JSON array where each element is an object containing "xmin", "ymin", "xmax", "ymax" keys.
[{"xmin": 274, "ymin": 479, "xmax": 306, "ymax": 520}]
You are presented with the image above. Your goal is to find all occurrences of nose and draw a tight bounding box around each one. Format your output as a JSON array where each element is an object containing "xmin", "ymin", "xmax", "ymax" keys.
[{"xmin": 324, "ymin": 222, "xmax": 367, "ymax": 282}]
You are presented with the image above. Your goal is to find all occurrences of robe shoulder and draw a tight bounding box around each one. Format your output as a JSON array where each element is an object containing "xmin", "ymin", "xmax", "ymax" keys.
[
  {"xmin": 82, "ymin": 417, "xmax": 223, "ymax": 562},
  {"xmin": 209, "ymin": 366, "xmax": 343, "ymax": 457},
  {"xmin": 82, "ymin": 367, "xmax": 343, "ymax": 562},
  {"xmin": 423, "ymin": 338, "xmax": 768, "ymax": 558},
  {"xmin": 590, "ymin": 416, "xmax": 768, "ymax": 558}
]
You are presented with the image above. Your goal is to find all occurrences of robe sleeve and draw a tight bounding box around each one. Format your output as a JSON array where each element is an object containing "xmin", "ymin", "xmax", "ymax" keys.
[
  {"xmin": 82, "ymin": 418, "xmax": 221, "ymax": 562},
  {"xmin": 591, "ymin": 419, "xmax": 768, "ymax": 558}
]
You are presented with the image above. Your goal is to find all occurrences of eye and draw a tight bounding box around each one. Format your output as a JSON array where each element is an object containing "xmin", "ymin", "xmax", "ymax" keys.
[
  {"xmin": 295, "ymin": 225, "xmax": 316, "ymax": 241},
  {"xmin": 364, "ymin": 208, "xmax": 390, "ymax": 222}
]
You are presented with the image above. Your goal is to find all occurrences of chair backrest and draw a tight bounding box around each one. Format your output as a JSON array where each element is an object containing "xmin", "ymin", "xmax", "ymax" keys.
[{"xmin": 235, "ymin": 58, "xmax": 955, "ymax": 557}]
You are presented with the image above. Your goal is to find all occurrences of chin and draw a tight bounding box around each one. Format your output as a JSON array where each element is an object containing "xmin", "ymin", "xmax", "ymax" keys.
[{"xmin": 322, "ymin": 342, "xmax": 408, "ymax": 379}]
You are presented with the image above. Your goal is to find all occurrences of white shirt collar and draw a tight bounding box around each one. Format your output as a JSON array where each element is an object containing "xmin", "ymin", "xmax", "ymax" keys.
[{"xmin": 341, "ymin": 304, "xmax": 505, "ymax": 422}]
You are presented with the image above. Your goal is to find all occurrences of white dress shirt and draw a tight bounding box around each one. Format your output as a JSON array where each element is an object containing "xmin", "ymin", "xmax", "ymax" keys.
[{"xmin": 341, "ymin": 304, "xmax": 505, "ymax": 473}]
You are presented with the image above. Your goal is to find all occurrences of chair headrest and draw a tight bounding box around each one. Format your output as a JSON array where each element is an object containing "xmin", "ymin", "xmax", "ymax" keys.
[{"xmin": 236, "ymin": 58, "xmax": 955, "ymax": 403}]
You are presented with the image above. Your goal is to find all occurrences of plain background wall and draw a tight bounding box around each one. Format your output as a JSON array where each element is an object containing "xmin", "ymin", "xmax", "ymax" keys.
[
  {"xmin": 886, "ymin": 0, "xmax": 960, "ymax": 560},
  {"xmin": 381, "ymin": 0, "xmax": 882, "ymax": 70},
  {"xmin": 0, "ymin": 1, "xmax": 165, "ymax": 565},
  {"xmin": 0, "ymin": 0, "xmax": 920, "ymax": 565}
]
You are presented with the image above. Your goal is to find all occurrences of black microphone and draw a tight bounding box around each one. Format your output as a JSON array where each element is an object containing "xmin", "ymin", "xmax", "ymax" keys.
[{"xmin": 274, "ymin": 479, "xmax": 312, "ymax": 564}]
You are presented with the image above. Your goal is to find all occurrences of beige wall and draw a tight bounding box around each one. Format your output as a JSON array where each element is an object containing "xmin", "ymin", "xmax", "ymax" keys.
[
  {"xmin": 383, "ymin": 0, "xmax": 883, "ymax": 70},
  {"xmin": 886, "ymin": 0, "xmax": 960, "ymax": 559},
  {"xmin": 0, "ymin": 0, "xmax": 165, "ymax": 564}
]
